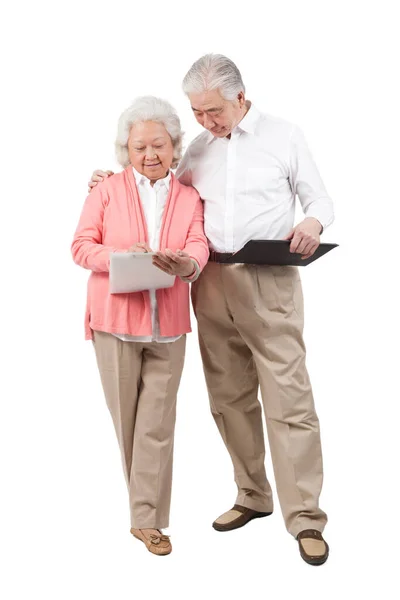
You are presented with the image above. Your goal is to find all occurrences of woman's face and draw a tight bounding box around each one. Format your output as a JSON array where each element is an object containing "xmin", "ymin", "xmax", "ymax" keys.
[{"xmin": 128, "ymin": 121, "xmax": 174, "ymax": 180}]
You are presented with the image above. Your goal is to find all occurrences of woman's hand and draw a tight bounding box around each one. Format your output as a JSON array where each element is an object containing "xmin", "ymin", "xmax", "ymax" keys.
[
  {"xmin": 88, "ymin": 169, "xmax": 114, "ymax": 192},
  {"xmin": 152, "ymin": 249, "xmax": 195, "ymax": 277},
  {"xmin": 128, "ymin": 243, "xmax": 153, "ymax": 253}
]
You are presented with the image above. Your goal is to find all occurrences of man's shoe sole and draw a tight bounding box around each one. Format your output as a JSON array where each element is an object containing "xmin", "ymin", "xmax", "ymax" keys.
[
  {"xmin": 212, "ymin": 511, "xmax": 272, "ymax": 532},
  {"xmin": 301, "ymin": 551, "xmax": 329, "ymax": 566}
]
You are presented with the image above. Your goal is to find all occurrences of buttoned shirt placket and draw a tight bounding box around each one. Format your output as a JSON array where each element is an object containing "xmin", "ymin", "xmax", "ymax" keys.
[
  {"xmin": 224, "ymin": 131, "xmax": 240, "ymax": 252},
  {"xmin": 147, "ymin": 179, "xmax": 160, "ymax": 336}
]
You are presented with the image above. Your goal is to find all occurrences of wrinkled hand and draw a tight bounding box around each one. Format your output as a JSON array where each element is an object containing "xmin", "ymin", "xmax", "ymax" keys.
[
  {"xmin": 152, "ymin": 249, "xmax": 195, "ymax": 277},
  {"xmin": 284, "ymin": 217, "xmax": 322, "ymax": 260},
  {"xmin": 128, "ymin": 243, "xmax": 153, "ymax": 253},
  {"xmin": 88, "ymin": 169, "xmax": 114, "ymax": 192}
]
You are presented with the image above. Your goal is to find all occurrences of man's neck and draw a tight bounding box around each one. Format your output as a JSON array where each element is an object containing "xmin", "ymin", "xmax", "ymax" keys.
[{"xmin": 226, "ymin": 100, "xmax": 251, "ymax": 140}]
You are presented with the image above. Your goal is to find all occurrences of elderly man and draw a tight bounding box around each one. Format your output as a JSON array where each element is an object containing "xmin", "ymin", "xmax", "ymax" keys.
[{"xmin": 89, "ymin": 54, "xmax": 334, "ymax": 565}]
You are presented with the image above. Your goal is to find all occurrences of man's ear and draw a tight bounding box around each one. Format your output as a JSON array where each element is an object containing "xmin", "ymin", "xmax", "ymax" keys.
[{"xmin": 237, "ymin": 91, "xmax": 246, "ymax": 106}]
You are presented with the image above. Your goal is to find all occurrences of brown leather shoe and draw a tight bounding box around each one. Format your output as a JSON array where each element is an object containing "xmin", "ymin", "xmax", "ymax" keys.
[
  {"xmin": 212, "ymin": 504, "xmax": 272, "ymax": 532},
  {"xmin": 130, "ymin": 528, "xmax": 172, "ymax": 556},
  {"xmin": 297, "ymin": 529, "xmax": 329, "ymax": 565}
]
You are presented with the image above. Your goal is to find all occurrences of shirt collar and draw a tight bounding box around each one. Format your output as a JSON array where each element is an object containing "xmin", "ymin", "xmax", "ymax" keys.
[
  {"xmin": 236, "ymin": 102, "xmax": 260, "ymax": 135},
  {"xmin": 205, "ymin": 131, "xmax": 215, "ymax": 144},
  {"xmin": 132, "ymin": 165, "xmax": 171, "ymax": 189},
  {"xmin": 205, "ymin": 101, "xmax": 260, "ymax": 144}
]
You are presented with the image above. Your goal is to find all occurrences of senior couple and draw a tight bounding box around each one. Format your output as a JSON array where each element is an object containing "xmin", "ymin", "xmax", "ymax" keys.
[{"xmin": 72, "ymin": 54, "xmax": 334, "ymax": 564}]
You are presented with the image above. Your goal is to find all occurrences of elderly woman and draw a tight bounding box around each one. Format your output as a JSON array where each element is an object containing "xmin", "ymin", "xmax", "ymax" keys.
[{"xmin": 71, "ymin": 96, "xmax": 209, "ymax": 556}]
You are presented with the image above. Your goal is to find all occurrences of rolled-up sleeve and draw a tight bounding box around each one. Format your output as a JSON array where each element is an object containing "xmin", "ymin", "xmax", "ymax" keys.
[{"xmin": 289, "ymin": 125, "xmax": 334, "ymax": 231}]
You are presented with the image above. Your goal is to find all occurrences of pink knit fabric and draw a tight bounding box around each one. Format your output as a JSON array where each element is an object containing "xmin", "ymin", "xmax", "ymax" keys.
[{"xmin": 71, "ymin": 168, "xmax": 209, "ymax": 340}]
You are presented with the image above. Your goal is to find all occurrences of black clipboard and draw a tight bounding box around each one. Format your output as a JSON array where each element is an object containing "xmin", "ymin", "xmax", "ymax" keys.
[{"xmin": 223, "ymin": 240, "xmax": 338, "ymax": 266}]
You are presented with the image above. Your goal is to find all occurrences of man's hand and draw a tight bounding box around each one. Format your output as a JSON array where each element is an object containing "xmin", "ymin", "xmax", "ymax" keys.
[
  {"xmin": 128, "ymin": 243, "xmax": 153, "ymax": 253},
  {"xmin": 88, "ymin": 169, "xmax": 114, "ymax": 192},
  {"xmin": 284, "ymin": 217, "xmax": 323, "ymax": 260},
  {"xmin": 152, "ymin": 249, "xmax": 195, "ymax": 277}
]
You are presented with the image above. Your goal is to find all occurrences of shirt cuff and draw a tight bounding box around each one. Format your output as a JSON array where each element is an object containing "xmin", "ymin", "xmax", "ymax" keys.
[
  {"xmin": 305, "ymin": 203, "xmax": 334, "ymax": 232},
  {"xmin": 180, "ymin": 259, "xmax": 200, "ymax": 283}
]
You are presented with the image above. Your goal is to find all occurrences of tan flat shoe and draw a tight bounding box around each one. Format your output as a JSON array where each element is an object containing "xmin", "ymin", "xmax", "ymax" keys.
[
  {"xmin": 130, "ymin": 528, "xmax": 172, "ymax": 556},
  {"xmin": 213, "ymin": 504, "xmax": 272, "ymax": 532},
  {"xmin": 297, "ymin": 529, "xmax": 329, "ymax": 566}
]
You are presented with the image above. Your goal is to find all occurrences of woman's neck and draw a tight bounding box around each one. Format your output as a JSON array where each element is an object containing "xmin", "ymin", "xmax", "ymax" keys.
[{"xmin": 149, "ymin": 170, "xmax": 169, "ymax": 187}]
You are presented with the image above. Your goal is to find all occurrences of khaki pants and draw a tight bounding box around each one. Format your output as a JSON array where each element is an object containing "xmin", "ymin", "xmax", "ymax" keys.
[
  {"xmin": 92, "ymin": 331, "xmax": 186, "ymax": 529},
  {"xmin": 191, "ymin": 263, "xmax": 327, "ymax": 537}
]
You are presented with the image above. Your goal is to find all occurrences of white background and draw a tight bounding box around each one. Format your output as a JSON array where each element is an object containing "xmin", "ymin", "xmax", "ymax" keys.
[{"xmin": 1, "ymin": 1, "xmax": 399, "ymax": 598}]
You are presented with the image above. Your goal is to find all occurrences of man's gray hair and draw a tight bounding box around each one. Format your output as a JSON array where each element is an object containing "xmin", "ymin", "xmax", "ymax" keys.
[
  {"xmin": 115, "ymin": 96, "xmax": 183, "ymax": 169},
  {"xmin": 182, "ymin": 54, "xmax": 246, "ymax": 101}
]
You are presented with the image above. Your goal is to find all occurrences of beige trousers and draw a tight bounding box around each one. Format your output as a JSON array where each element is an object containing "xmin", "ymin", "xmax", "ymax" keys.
[
  {"xmin": 191, "ymin": 263, "xmax": 327, "ymax": 537},
  {"xmin": 92, "ymin": 331, "xmax": 186, "ymax": 529}
]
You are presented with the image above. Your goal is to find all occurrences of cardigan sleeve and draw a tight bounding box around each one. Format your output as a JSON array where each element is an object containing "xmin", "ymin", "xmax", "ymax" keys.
[
  {"xmin": 181, "ymin": 192, "xmax": 209, "ymax": 274},
  {"xmin": 71, "ymin": 184, "xmax": 127, "ymax": 272}
]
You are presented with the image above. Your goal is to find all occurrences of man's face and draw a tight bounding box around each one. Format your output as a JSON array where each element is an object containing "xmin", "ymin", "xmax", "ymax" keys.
[{"xmin": 188, "ymin": 89, "xmax": 246, "ymax": 138}]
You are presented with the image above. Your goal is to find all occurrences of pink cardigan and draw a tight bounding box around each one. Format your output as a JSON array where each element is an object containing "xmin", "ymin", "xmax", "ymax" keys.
[{"xmin": 71, "ymin": 167, "xmax": 209, "ymax": 340}]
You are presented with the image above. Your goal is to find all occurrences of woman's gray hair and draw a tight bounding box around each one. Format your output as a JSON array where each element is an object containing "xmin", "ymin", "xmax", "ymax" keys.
[
  {"xmin": 182, "ymin": 54, "xmax": 246, "ymax": 101},
  {"xmin": 115, "ymin": 96, "xmax": 183, "ymax": 169}
]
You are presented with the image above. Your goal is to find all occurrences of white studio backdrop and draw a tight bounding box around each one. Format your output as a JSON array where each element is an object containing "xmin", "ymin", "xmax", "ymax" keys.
[{"xmin": 1, "ymin": 1, "xmax": 399, "ymax": 598}]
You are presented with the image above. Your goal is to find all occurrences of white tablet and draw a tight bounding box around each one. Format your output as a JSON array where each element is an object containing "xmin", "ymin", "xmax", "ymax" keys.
[{"xmin": 109, "ymin": 252, "xmax": 176, "ymax": 294}]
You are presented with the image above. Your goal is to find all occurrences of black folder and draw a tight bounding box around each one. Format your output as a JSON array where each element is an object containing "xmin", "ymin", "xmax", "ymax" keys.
[{"xmin": 223, "ymin": 240, "xmax": 338, "ymax": 266}]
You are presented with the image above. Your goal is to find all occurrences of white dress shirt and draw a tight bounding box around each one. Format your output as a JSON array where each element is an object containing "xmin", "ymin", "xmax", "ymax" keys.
[
  {"xmin": 113, "ymin": 167, "xmax": 181, "ymax": 343},
  {"xmin": 176, "ymin": 103, "xmax": 334, "ymax": 253}
]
